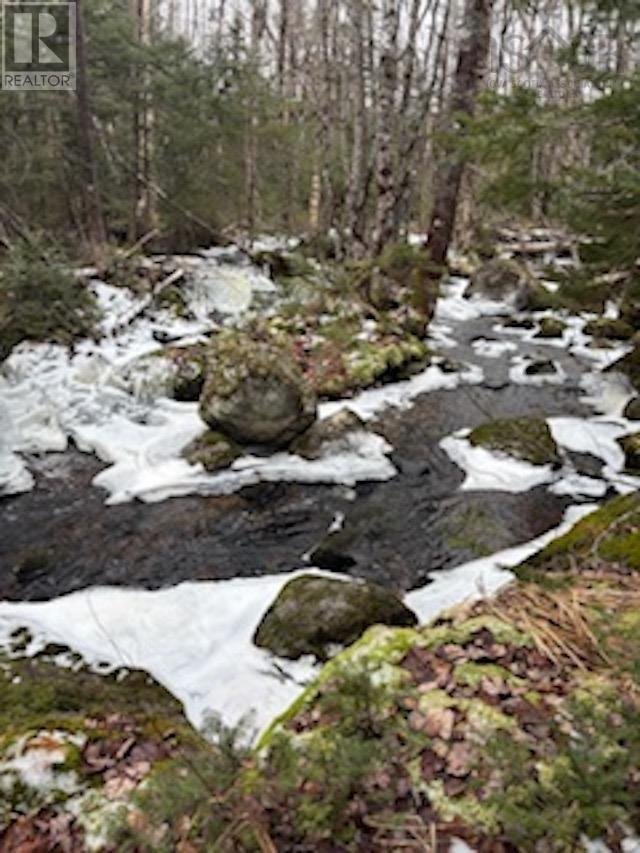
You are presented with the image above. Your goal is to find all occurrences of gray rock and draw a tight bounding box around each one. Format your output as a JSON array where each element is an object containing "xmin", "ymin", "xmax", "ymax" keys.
[
  {"xmin": 199, "ymin": 332, "xmax": 317, "ymax": 447},
  {"xmin": 291, "ymin": 409, "xmax": 366, "ymax": 459},
  {"xmin": 624, "ymin": 397, "xmax": 640, "ymax": 420},
  {"xmin": 467, "ymin": 258, "xmax": 532, "ymax": 300},
  {"xmin": 253, "ymin": 574, "xmax": 417, "ymax": 660}
]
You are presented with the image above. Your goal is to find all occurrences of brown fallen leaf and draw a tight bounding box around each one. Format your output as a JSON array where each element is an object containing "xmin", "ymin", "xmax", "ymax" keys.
[
  {"xmin": 446, "ymin": 742, "xmax": 473, "ymax": 778},
  {"xmin": 423, "ymin": 707, "xmax": 455, "ymax": 740}
]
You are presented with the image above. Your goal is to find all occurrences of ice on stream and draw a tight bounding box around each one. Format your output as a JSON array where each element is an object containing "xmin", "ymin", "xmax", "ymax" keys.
[
  {"xmin": 0, "ymin": 261, "xmax": 486, "ymax": 502},
  {"xmin": 440, "ymin": 414, "xmax": 640, "ymax": 499},
  {"xmin": 0, "ymin": 505, "xmax": 598, "ymax": 733}
]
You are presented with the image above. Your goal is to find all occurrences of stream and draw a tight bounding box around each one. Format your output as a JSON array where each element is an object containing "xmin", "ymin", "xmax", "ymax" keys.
[{"xmin": 0, "ymin": 259, "xmax": 638, "ymax": 730}]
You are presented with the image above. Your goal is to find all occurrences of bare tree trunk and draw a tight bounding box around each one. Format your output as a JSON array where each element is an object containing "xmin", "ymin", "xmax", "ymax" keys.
[
  {"xmin": 130, "ymin": 0, "xmax": 157, "ymax": 240},
  {"xmin": 421, "ymin": 0, "xmax": 493, "ymax": 308},
  {"xmin": 372, "ymin": 0, "xmax": 400, "ymax": 255},
  {"xmin": 75, "ymin": 0, "xmax": 107, "ymax": 262},
  {"xmin": 345, "ymin": 0, "xmax": 369, "ymax": 259}
]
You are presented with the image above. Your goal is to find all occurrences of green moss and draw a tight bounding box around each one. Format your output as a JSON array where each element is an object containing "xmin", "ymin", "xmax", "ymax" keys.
[
  {"xmin": 584, "ymin": 317, "xmax": 635, "ymax": 341},
  {"xmin": 618, "ymin": 432, "xmax": 640, "ymax": 473},
  {"xmin": 0, "ymin": 651, "xmax": 193, "ymax": 745},
  {"xmin": 517, "ymin": 493, "xmax": 640, "ymax": 579},
  {"xmin": 182, "ymin": 430, "xmax": 241, "ymax": 472},
  {"xmin": 445, "ymin": 505, "xmax": 501, "ymax": 558},
  {"xmin": 421, "ymin": 615, "xmax": 532, "ymax": 649},
  {"xmin": 453, "ymin": 661, "xmax": 526, "ymax": 689},
  {"xmin": 535, "ymin": 316, "xmax": 567, "ymax": 338},
  {"xmin": 468, "ymin": 416, "xmax": 560, "ymax": 466},
  {"xmin": 555, "ymin": 271, "xmax": 610, "ymax": 314}
]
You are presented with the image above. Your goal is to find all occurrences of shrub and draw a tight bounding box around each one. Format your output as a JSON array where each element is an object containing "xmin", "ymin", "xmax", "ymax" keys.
[{"xmin": 0, "ymin": 240, "xmax": 99, "ymax": 360}]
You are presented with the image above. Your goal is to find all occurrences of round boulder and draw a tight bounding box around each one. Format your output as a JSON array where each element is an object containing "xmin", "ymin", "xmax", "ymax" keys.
[
  {"xmin": 199, "ymin": 332, "xmax": 317, "ymax": 447},
  {"xmin": 466, "ymin": 258, "xmax": 532, "ymax": 300},
  {"xmin": 253, "ymin": 574, "xmax": 417, "ymax": 660}
]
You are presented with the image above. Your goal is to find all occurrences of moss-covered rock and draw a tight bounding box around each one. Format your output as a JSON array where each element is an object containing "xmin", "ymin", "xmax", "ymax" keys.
[
  {"xmin": 618, "ymin": 432, "xmax": 640, "ymax": 472},
  {"xmin": 624, "ymin": 397, "xmax": 640, "ymax": 420},
  {"xmin": 535, "ymin": 316, "xmax": 567, "ymax": 338},
  {"xmin": 467, "ymin": 257, "xmax": 532, "ymax": 300},
  {"xmin": 468, "ymin": 416, "xmax": 560, "ymax": 466},
  {"xmin": 584, "ymin": 317, "xmax": 635, "ymax": 341},
  {"xmin": 199, "ymin": 331, "xmax": 317, "ymax": 447},
  {"xmin": 515, "ymin": 492, "xmax": 640, "ymax": 580},
  {"xmin": 290, "ymin": 409, "xmax": 366, "ymax": 460},
  {"xmin": 607, "ymin": 344, "xmax": 640, "ymax": 392},
  {"xmin": 253, "ymin": 574, "xmax": 417, "ymax": 661},
  {"xmin": 514, "ymin": 280, "xmax": 560, "ymax": 312},
  {"xmin": 183, "ymin": 430, "xmax": 241, "ymax": 472}
]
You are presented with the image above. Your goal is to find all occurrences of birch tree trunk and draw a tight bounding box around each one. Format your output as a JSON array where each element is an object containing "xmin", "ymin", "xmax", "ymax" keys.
[{"xmin": 372, "ymin": 0, "xmax": 400, "ymax": 255}]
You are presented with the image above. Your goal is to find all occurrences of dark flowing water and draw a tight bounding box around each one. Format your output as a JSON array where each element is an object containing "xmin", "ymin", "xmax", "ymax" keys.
[{"xmin": 0, "ymin": 313, "xmax": 601, "ymax": 601}]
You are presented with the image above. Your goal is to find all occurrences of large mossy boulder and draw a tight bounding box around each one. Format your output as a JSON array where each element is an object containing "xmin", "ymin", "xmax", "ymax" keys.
[
  {"xmin": 253, "ymin": 574, "xmax": 417, "ymax": 661},
  {"xmin": 466, "ymin": 257, "xmax": 532, "ymax": 300},
  {"xmin": 199, "ymin": 332, "xmax": 317, "ymax": 447},
  {"xmin": 468, "ymin": 416, "xmax": 560, "ymax": 466}
]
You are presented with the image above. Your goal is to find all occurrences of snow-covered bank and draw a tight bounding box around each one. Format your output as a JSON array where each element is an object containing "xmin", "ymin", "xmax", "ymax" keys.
[{"xmin": 0, "ymin": 505, "xmax": 598, "ymax": 734}]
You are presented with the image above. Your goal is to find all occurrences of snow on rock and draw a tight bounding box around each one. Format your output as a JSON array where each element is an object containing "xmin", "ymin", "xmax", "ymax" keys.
[
  {"xmin": 319, "ymin": 362, "xmax": 483, "ymax": 422},
  {"xmin": 471, "ymin": 338, "xmax": 518, "ymax": 359},
  {"xmin": 440, "ymin": 414, "xmax": 640, "ymax": 500},
  {"xmin": 509, "ymin": 354, "xmax": 567, "ymax": 386},
  {"xmin": 440, "ymin": 430, "xmax": 556, "ymax": 493},
  {"xmin": 434, "ymin": 278, "xmax": 511, "ymax": 323}
]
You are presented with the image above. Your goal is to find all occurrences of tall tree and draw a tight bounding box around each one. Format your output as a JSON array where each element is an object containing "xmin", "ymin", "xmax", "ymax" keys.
[
  {"xmin": 75, "ymin": 0, "xmax": 107, "ymax": 262},
  {"xmin": 422, "ymin": 0, "xmax": 494, "ymax": 298}
]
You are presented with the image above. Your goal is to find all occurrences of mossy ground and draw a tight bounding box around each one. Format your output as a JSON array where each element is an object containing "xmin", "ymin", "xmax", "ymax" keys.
[
  {"xmin": 0, "ymin": 647, "xmax": 207, "ymax": 850},
  {"xmin": 249, "ymin": 493, "xmax": 640, "ymax": 850}
]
